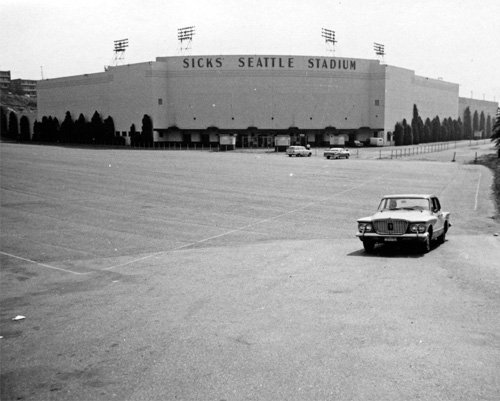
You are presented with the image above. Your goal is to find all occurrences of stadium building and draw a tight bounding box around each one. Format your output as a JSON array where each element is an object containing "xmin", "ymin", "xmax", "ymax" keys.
[{"xmin": 36, "ymin": 55, "xmax": 498, "ymax": 147}]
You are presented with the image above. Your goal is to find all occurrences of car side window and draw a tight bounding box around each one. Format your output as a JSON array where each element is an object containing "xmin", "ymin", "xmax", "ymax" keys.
[{"xmin": 432, "ymin": 198, "xmax": 440, "ymax": 212}]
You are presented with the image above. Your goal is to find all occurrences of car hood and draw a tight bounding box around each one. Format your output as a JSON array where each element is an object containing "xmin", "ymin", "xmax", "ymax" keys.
[{"xmin": 359, "ymin": 210, "xmax": 434, "ymax": 222}]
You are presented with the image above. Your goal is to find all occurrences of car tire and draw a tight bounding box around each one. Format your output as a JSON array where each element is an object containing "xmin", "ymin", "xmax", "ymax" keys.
[
  {"xmin": 421, "ymin": 229, "xmax": 432, "ymax": 253},
  {"xmin": 288, "ymin": 154, "xmax": 292, "ymax": 157},
  {"xmin": 438, "ymin": 222, "xmax": 448, "ymax": 244},
  {"xmin": 363, "ymin": 240, "xmax": 375, "ymax": 253},
  {"xmin": 308, "ymin": 153, "xmax": 311, "ymax": 157}
]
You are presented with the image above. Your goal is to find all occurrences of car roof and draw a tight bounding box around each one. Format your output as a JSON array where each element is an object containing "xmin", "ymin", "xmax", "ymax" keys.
[{"xmin": 382, "ymin": 194, "xmax": 436, "ymax": 199}]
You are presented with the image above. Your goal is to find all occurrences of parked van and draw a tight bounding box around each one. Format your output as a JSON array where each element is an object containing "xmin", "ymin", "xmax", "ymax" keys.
[{"xmin": 369, "ymin": 137, "xmax": 384, "ymax": 147}]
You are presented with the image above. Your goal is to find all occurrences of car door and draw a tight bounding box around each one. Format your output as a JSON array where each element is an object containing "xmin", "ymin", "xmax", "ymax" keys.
[{"xmin": 431, "ymin": 197, "xmax": 445, "ymax": 235}]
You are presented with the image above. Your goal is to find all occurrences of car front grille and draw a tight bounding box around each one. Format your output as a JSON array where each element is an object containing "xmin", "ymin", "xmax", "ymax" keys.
[{"xmin": 373, "ymin": 219, "xmax": 408, "ymax": 235}]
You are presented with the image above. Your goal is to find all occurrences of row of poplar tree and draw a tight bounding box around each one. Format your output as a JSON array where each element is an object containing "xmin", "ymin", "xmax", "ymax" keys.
[
  {"xmin": 1, "ymin": 104, "xmax": 495, "ymax": 147},
  {"xmin": 0, "ymin": 107, "xmax": 155, "ymax": 146},
  {"xmin": 393, "ymin": 105, "xmax": 494, "ymax": 146}
]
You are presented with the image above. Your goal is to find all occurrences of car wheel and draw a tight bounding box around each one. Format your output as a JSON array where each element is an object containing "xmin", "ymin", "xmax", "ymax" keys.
[
  {"xmin": 363, "ymin": 240, "xmax": 375, "ymax": 253},
  {"xmin": 421, "ymin": 229, "xmax": 432, "ymax": 253},
  {"xmin": 308, "ymin": 153, "xmax": 311, "ymax": 157},
  {"xmin": 438, "ymin": 222, "xmax": 448, "ymax": 244},
  {"xmin": 346, "ymin": 155, "xmax": 350, "ymax": 159},
  {"xmin": 288, "ymin": 154, "xmax": 292, "ymax": 157}
]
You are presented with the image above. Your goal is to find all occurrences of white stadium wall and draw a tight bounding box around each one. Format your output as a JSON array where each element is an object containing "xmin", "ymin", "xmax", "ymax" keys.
[
  {"xmin": 157, "ymin": 55, "xmax": 385, "ymax": 131},
  {"xmin": 36, "ymin": 54, "xmax": 498, "ymax": 146},
  {"xmin": 458, "ymin": 97, "xmax": 498, "ymax": 124},
  {"xmin": 383, "ymin": 66, "xmax": 460, "ymax": 137}
]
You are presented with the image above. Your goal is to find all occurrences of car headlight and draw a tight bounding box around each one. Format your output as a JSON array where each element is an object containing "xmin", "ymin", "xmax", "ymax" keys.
[
  {"xmin": 358, "ymin": 223, "xmax": 373, "ymax": 233},
  {"xmin": 409, "ymin": 223, "xmax": 426, "ymax": 233}
]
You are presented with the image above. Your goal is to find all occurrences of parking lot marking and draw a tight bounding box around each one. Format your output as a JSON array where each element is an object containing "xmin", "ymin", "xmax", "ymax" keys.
[
  {"xmin": 103, "ymin": 178, "xmax": 374, "ymax": 271},
  {"xmin": 0, "ymin": 251, "xmax": 91, "ymax": 275},
  {"xmin": 474, "ymin": 171, "xmax": 482, "ymax": 211}
]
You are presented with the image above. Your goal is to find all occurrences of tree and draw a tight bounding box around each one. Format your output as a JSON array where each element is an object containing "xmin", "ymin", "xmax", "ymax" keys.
[
  {"xmin": 411, "ymin": 104, "xmax": 419, "ymax": 145},
  {"xmin": 479, "ymin": 111, "xmax": 485, "ymax": 138},
  {"xmin": 457, "ymin": 117, "xmax": 464, "ymax": 140},
  {"xmin": 491, "ymin": 112, "xmax": 500, "ymax": 152},
  {"xmin": 8, "ymin": 112, "xmax": 19, "ymax": 140},
  {"xmin": 90, "ymin": 111, "xmax": 104, "ymax": 144},
  {"xmin": 486, "ymin": 115, "xmax": 492, "ymax": 137},
  {"xmin": 141, "ymin": 114, "xmax": 154, "ymax": 146},
  {"xmin": 0, "ymin": 106, "xmax": 7, "ymax": 137},
  {"xmin": 19, "ymin": 115, "xmax": 30, "ymax": 141},
  {"xmin": 75, "ymin": 114, "xmax": 87, "ymax": 143},
  {"xmin": 60, "ymin": 111, "xmax": 74, "ymax": 143},
  {"xmin": 417, "ymin": 116, "xmax": 424, "ymax": 144},
  {"xmin": 394, "ymin": 122, "xmax": 404, "ymax": 146},
  {"xmin": 463, "ymin": 107, "xmax": 472, "ymax": 139},
  {"xmin": 472, "ymin": 110, "xmax": 479, "ymax": 135},
  {"xmin": 440, "ymin": 118, "xmax": 450, "ymax": 142},
  {"xmin": 431, "ymin": 116, "xmax": 441, "ymax": 142},
  {"xmin": 103, "ymin": 116, "xmax": 116, "ymax": 145},
  {"xmin": 423, "ymin": 118, "xmax": 432, "ymax": 143},
  {"xmin": 130, "ymin": 123, "xmax": 138, "ymax": 146},
  {"xmin": 52, "ymin": 117, "xmax": 60, "ymax": 142},
  {"xmin": 33, "ymin": 120, "xmax": 41, "ymax": 141},
  {"xmin": 402, "ymin": 119, "xmax": 412, "ymax": 145}
]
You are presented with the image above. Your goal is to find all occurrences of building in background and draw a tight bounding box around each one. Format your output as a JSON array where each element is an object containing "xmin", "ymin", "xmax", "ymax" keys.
[
  {"xmin": 36, "ymin": 55, "xmax": 498, "ymax": 147},
  {"xmin": 0, "ymin": 70, "xmax": 11, "ymax": 91},
  {"xmin": 10, "ymin": 79, "xmax": 37, "ymax": 97}
]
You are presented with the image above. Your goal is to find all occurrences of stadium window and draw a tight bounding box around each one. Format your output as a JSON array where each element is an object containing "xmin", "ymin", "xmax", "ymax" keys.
[
  {"xmin": 374, "ymin": 99, "xmax": 380, "ymax": 106},
  {"xmin": 158, "ymin": 98, "xmax": 163, "ymax": 105}
]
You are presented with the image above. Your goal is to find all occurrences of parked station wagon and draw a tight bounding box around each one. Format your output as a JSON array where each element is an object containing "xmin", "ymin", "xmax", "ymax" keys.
[
  {"xmin": 356, "ymin": 194, "xmax": 451, "ymax": 253},
  {"xmin": 286, "ymin": 146, "xmax": 312, "ymax": 157},
  {"xmin": 324, "ymin": 147, "xmax": 350, "ymax": 159}
]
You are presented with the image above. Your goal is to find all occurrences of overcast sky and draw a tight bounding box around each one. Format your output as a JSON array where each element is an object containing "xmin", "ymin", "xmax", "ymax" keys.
[{"xmin": 1, "ymin": 0, "xmax": 498, "ymax": 102}]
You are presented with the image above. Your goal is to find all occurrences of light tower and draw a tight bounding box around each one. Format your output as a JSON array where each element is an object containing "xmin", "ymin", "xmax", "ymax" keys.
[
  {"xmin": 321, "ymin": 28, "xmax": 337, "ymax": 56},
  {"xmin": 178, "ymin": 26, "xmax": 196, "ymax": 53},
  {"xmin": 113, "ymin": 39, "xmax": 129, "ymax": 66},
  {"xmin": 373, "ymin": 42, "xmax": 385, "ymax": 63}
]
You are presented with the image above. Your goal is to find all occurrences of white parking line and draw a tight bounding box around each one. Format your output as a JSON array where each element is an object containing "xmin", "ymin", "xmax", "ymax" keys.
[
  {"xmin": 474, "ymin": 171, "xmax": 482, "ymax": 211},
  {"xmin": 0, "ymin": 251, "xmax": 91, "ymax": 275},
  {"xmin": 104, "ymin": 178, "xmax": 374, "ymax": 271}
]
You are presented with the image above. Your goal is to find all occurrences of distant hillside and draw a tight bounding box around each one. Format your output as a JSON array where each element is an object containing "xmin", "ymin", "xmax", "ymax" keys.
[{"xmin": 0, "ymin": 92, "xmax": 37, "ymax": 115}]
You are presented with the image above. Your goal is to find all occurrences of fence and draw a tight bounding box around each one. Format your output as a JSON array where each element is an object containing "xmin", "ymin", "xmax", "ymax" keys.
[{"xmin": 377, "ymin": 139, "xmax": 489, "ymax": 160}]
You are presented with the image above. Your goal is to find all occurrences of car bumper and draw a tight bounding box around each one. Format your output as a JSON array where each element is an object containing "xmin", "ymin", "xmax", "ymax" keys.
[{"xmin": 356, "ymin": 232, "xmax": 429, "ymax": 242}]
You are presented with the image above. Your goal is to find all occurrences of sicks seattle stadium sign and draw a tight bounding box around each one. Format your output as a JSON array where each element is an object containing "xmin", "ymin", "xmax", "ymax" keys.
[{"xmin": 182, "ymin": 56, "xmax": 357, "ymax": 70}]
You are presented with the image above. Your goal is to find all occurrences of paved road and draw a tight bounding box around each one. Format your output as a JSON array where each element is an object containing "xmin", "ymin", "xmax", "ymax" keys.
[{"xmin": 1, "ymin": 142, "xmax": 499, "ymax": 400}]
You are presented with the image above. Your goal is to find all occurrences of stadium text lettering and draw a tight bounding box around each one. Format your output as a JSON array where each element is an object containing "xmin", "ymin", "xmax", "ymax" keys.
[
  {"xmin": 183, "ymin": 57, "xmax": 224, "ymax": 68},
  {"xmin": 307, "ymin": 58, "xmax": 357, "ymax": 70},
  {"xmin": 238, "ymin": 57, "xmax": 294, "ymax": 68},
  {"xmin": 182, "ymin": 57, "xmax": 356, "ymax": 70}
]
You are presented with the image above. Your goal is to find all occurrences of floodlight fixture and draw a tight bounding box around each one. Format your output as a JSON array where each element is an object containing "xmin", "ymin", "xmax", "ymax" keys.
[
  {"xmin": 321, "ymin": 28, "xmax": 336, "ymax": 44},
  {"xmin": 112, "ymin": 38, "xmax": 129, "ymax": 66},
  {"xmin": 373, "ymin": 42, "xmax": 385, "ymax": 56},
  {"xmin": 114, "ymin": 38, "xmax": 129, "ymax": 52},
  {"xmin": 178, "ymin": 26, "xmax": 196, "ymax": 41},
  {"xmin": 321, "ymin": 28, "xmax": 337, "ymax": 56},
  {"xmin": 178, "ymin": 26, "xmax": 196, "ymax": 52}
]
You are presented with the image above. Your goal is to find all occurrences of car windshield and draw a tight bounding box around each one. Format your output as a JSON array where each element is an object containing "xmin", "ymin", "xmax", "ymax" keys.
[{"xmin": 378, "ymin": 197, "xmax": 430, "ymax": 211}]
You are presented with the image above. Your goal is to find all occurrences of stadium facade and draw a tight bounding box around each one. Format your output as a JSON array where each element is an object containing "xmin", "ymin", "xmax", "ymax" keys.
[{"xmin": 37, "ymin": 55, "xmax": 498, "ymax": 147}]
